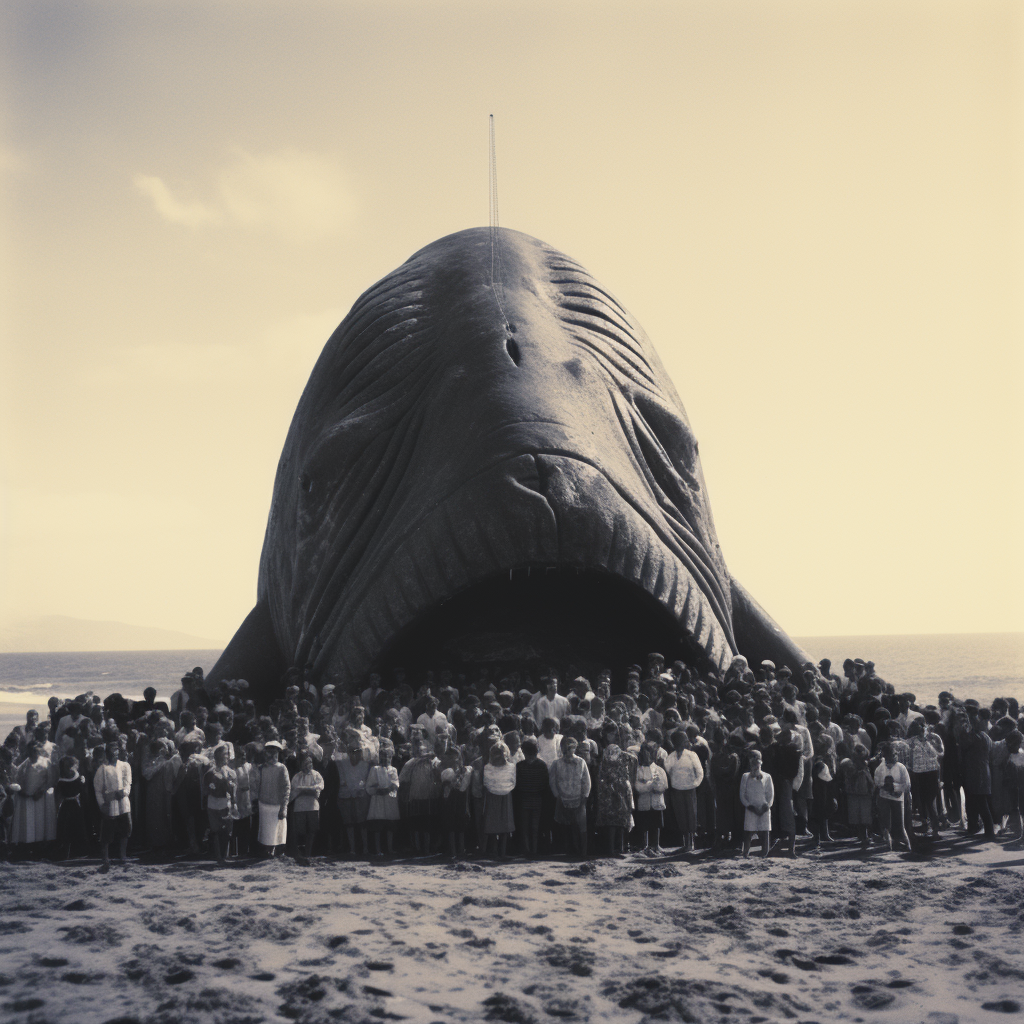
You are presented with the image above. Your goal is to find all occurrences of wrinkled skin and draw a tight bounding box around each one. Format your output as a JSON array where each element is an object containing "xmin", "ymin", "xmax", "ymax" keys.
[{"xmin": 208, "ymin": 228, "xmax": 811, "ymax": 704}]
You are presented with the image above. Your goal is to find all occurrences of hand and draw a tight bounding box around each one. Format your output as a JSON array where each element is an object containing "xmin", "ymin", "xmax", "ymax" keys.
[
  {"xmin": 883, "ymin": 776, "xmax": 894, "ymax": 792},
  {"xmin": 278, "ymin": 809, "xmax": 287, "ymax": 819}
]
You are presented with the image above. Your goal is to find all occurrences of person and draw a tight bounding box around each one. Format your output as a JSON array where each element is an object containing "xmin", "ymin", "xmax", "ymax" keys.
[
  {"xmin": 399, "ymin": 731, "xmax": 439, "ymax": 855},
  {"xmin": 439, "ymin": 764, "xmax": 473, "ymax": 859},
  {"xmin": 365, "ymin": 738, "xmax": 400, "ymax": 857},
  {"xmin": 595, "ymin": 740, "xmax": 635, "ymax": 856},
  {"xmin": 840, "ymin": 744, "xmax": 875, "ymax": 851},
  {"xmin": 874, "ymin": 741, "xmax": 913, "ymax": 852},
  {"xmin": 739, "ymin": 749, "xmax": 773, "ymax": 858},
  {"xmin": 289, "ymin": 752, "xmax": 324, "ymax": 864},
  {"xmin": 709, "ymin": 733, "xmax": 744, "ymax": 849},
  {"xmin": 532, "ymin": 678, "xmax": 571, "ymax": 728},
  {"xmin": 957, "ymin": 703, "xmax": 996, "ymax": 839},
  {"xmin": 233, "ymin": 743, "xmax": 259, "ymax": 858},
  {"xmin": 54, "ymin": 755, "xmax": 87, "ymax": 860},
  {"xmin": 205, "ymin": 744, "xmax": 237, "ymax": 864},
  {"xmin": 9, "ymin": 741, "xmax": 57, "ymax": 858},
  {"xmin": 481, "ymin": 741, "xmax": 517, "ymax": 858},
  {"xmin": 256, "ymin": 741, "xmax": 290, "ymax": 857},
  {"xmin": 536, "ymin": 718, "xmax": 563, "ymax": 768},
  {"xmin": 906, "ymin": 718, "xmax": 943, "ymax": 837},
  {"xmin": 94, "ymin": 741, "xmax": 132, "ymax": 872},
  {"xmin": 141, "ymin": 737, "xmax": 177, "ymax": 853},
  {"xmin": 415, "ymin": 696, "xmax": 449, "ymax": 744},
  {"xmin": 515, "ymin": 737, "xmax": 549, "ymax": 857},
  {"xmin": 634, "ymin": 741, "xmax": 668, "ymax": 856},
  {"xmin": 664, "ymin": 730, "xmax": 703, "ymax": 853},
  {"xmin": 773, "ymin": 729, "xmax": 804, "ymax": 858},
  {"xmin": 548, "ymin": 735, "xmax": 591, "ymax": 858},
  {"xmin": 334, "ymin": 739, "xmax": 371, "ymax": 858}
]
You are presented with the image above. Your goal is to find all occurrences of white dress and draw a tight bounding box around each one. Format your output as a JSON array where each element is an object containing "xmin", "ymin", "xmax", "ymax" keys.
[{"xmin": 739, "ymin": 771, "xmax": 774, "ymax": 831}]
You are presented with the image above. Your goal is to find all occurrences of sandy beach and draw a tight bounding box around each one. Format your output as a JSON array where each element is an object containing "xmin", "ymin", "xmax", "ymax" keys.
[{"xmin": 2, "ymin": 838, "xmax": 1022, "ymax": 1024}]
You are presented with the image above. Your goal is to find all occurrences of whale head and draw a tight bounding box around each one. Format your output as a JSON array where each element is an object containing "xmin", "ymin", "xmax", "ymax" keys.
[{"xmin": 209, "ymin": 227, "xmax": 810, "ymax": 701}]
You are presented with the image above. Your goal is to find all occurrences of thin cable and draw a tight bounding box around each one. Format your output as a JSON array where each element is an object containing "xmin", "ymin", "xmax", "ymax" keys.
[{"xmin": 489, "ymin": 115, "xmax": 509, "ymax": 328}]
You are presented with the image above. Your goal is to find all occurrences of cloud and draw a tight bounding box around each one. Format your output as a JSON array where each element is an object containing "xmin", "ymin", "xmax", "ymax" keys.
[
  {"xmin": 133, "ymin": 174, "xmax": 222, "ymax": 228},
  {"xmin": 134, "ymin": 148, "xmax": 355, "ymax": 240}
]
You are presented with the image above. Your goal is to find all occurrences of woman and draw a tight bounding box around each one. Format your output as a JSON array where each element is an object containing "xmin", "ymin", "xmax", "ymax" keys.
[
  {"xmin": 839, "ymin": 744, "xmax": 875, "ymax": 850},
  {"xmin": 256, "ymin": 740, "xmax": 290, "ymax": 857},
  {"xmin": 141, "ymin": 737, "xmax": 176, "ymax": 853},
  {"xmin": 906, "ymin": 718, "xmax": 943, "ymax": 837},
  {"xmin": 739, "ymin": 749, "xmax": 774, "ymax": 858},
  {"xmin": 709, "ymin": 731, "xmax": 744, "ymax": 849},
  {"xmin": 664, "ymin": 730, "xmax": 703, "ymax": 853},
  {"xmin": 54, "ymin": 755, "xmax": 87, "ymax": 860},
  {"xmin": 634, "ymin": 741, "xmax": 668, "ymax": 856},
  {"xmin": 481, "ymin": 741, "xmax": 517, "ymax": 858},
  {"xmin": 10, "ymin": 742, "xmax": 57, "ymax": 858},
  {"xmin": 773, "ymin": 729, "xmax": 804, "ymax": 858},
  {"xmin": 596, "ymin": 740, "xmax": 636, "ymax": 856}
]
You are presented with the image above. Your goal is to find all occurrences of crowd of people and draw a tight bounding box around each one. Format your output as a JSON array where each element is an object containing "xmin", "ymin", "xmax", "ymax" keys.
[{"xmin": 1, "ymin": 653, "xmax": 1022, "ymax": 871}]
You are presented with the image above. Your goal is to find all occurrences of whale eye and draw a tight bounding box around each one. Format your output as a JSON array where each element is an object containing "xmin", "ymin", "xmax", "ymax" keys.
[{"xmin": 300, "ymin": 473, "xmax": 314, "ymax": 495}]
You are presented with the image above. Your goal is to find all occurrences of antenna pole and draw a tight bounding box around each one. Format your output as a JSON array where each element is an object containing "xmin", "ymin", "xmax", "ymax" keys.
[{"xmin": 489, "ymin": 114, "xmax": 499, "ymax": 230}]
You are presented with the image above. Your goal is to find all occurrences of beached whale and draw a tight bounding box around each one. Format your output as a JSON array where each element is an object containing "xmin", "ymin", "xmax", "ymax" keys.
[{"xmin": 207, "ymin": 227, "xmax": 812, "ymax": 704}]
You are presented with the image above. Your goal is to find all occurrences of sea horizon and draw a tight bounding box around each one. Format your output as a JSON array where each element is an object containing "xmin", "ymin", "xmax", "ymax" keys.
[{"xmin": 1, "ymin": 632, "xmax": 1020, "ymax": 735}]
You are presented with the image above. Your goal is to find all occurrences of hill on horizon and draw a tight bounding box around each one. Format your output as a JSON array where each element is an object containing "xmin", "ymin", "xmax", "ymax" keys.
[{"xmin": 0, "ymin": 615, "xmax": 222, "ymax": 653}]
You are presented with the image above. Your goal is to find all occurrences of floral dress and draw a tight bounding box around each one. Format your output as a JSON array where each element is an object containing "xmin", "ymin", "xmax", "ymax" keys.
[{"xmin": 596, "ymin": 747, "xmax": 635, "ymax": 830}]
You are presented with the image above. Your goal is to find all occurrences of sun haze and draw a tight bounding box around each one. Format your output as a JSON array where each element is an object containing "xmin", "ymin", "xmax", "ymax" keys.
[{"xmin": 1, "ymin": 0, "xmax": 1020, "ymax": 645}]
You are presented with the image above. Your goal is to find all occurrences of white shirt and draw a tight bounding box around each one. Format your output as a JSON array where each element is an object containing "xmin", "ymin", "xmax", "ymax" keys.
[
  {"xmin": 664, "ymin": 749, "xmax": 704, "ymax": 790},
  {"xmin": 94, "ymin": 760, "xmax": 132, "ymax": 817}
]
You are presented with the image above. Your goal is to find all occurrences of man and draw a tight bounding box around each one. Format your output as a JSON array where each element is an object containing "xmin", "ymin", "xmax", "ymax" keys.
[
  {"xmin": 956, "ymin": 703, "xmax": 995, "ymax": 839},
  {"xmin": 896, "ymin": 693, "xmax": 924, "ymax": 735},
  {"xmin": 94, "ymin": 740, "xmax": 133, "ymax": 872},
  {"xmin": 531, "ymin": 678, "xmax": 571, "ymax": 728},
  {"xmin": 170, "ymin": 673, "xmax": 195, "ymax": 720}
]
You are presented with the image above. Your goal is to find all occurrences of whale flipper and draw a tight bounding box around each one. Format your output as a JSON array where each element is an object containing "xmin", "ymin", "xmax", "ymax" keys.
[
  {"xmin": 730, "ymin": 576, "xmax": 813, "ymax": 677},
  {"xmin": 206, "ymin": 598, "xmax": 288, "ymax": 706}
]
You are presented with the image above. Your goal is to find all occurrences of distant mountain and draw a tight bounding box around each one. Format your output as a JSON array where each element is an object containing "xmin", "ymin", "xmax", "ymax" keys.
[{"xmin": 0, "ymin": 615, "xmax": 221, "ymax": 653}]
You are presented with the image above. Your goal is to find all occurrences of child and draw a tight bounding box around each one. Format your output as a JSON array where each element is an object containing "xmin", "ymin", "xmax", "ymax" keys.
[
  {"xmin": 514, "ymin": 737, "xmax": 548, "ymax": 857},
  {"xmin": 205, "ymin": 744, "xmax": 237, "ymax": 865},
  {"xmin": 440, "ymin": 764, "xmax": 473, "ymax": 859},
  {"xmin": 874, "ymin": 741, "xmax": 913, "ymax": 852},
  {"xmin": 289, "ymin": 752, "xmax": 325, "ymax": 864},
  {"xmin": 548, "ymin": 735, "xmax": 591, "ymax": 858},
  {"xmin": 93, "ymin": 741, "xmax": 132, "ymax": 872},
  {"xmin": 257, "ymin": 741, "xmax": 290, "ymax": 857},
  {"xmin": 739, "ymin": 749, "xmax": 773, "ymax": 858},
  {"xmin": 54, "ymin": 755, "xmax": 87, "ymax": 860},
  {"xmin": 366, "ymin": 738, "xmax": 400, "ymax": 857},
  {"xmin": 634, "ymin": 741, "xmax": 668, "ymax": 856}
]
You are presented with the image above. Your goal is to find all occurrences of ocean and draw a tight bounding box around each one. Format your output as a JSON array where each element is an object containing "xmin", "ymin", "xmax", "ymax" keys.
[{"xmin": 1, "ymin": 634, "xmax": 1022, "ymax": 738}]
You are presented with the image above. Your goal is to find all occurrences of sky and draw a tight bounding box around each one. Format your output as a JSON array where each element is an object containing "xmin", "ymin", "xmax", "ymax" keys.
[{"xmin": 1, "ymin": 0, "xmax": 1021, "ymax": 647}]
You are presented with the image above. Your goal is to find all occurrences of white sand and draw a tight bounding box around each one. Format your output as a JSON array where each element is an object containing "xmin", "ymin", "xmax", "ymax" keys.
[{"xmin": 1, "ymin": 840, "xmax": 1022, "ymax": 1024}]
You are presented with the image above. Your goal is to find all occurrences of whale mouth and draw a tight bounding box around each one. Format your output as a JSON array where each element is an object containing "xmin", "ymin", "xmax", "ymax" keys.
[
  {"xmin": 302, "ymin": 452, "xmax": 737, "ymax": 686},
  {"xmin": 370, "ymin": 565, "xmax": 709, "ymax": 679}
]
